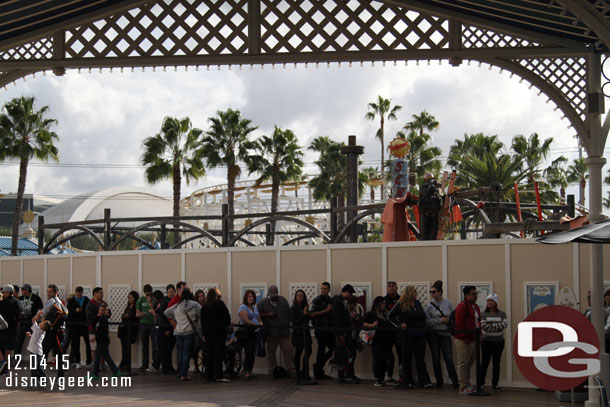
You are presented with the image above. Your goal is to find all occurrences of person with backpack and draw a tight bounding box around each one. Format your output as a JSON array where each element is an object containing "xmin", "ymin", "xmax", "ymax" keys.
[
  {"xmin": 164, "ymin": 288, "xmax": 201, "ymax": 381},
  {"xmin": 425, "ymin": 280, "xmax": 459, "ymax": 389},
  {"xmin": 454, "ymin": 285, "xmax": 481, "ymax": 394},
  {"xmin": 418, "ymin": 173, "xmax": 442, "ymax": 240},
  {"xmin": 478, "ymin": 293, "xmax": 508, "ymax": 392},
  {"xmin": 42, "ymin": 284, "xmax": 69, "ymax": 377}
]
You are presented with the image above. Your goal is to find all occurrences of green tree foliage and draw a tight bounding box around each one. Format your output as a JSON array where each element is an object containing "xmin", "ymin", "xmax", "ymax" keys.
[
  {"xmin": 567, "ymin": 158, "xmax": 588, "ymax": 207},
  {"xmin": 544, "ymin": 156, "xmax": 569, "ymax": 201},
  {"xmin": 364, "ymin": 96, "xmax": 401, "ymax": 178},
  {"xmin": 511, "ymin": 133, "xmax": 553, "ymax": 184},
  {"xmin": 200, "ymin": 108, "xmax": 257, "ymax": 232},
  {"xmin": 248, "ymin": 126, "xmax": 304, "ymax": 233},
  {"xmin": 141, "ymin": 116, "xmax": 205, "ymax": 245},
  {"xmin": 0, "ymin": 96, "xmax": 59, "ymax": 256},
  {"xmin": 447, "ymin": 133, "xmax": 504, "ymax": 189}
]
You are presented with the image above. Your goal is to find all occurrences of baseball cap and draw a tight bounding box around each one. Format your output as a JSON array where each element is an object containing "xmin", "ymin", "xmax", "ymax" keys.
[
  {"xmin": 22, "ymin": 283, "xmax": 32, "ymax": 292},
  {"xmin": 341, "ymin": 284, "xmax": 356, "ymax": 294},
  {"xmin": 424, "ymin": 172, "xmax": 433, "ymax": 180},
  {"xmin": 2, "ymin": 284, "xmax": 14, "ymax": 293}
]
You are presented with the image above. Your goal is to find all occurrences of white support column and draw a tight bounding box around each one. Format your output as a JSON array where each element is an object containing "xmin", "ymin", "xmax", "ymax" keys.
[
  {"xmin": 573, "ymin": 243, "xmax": 580, "ymax": 306},
  {"xmin": 381, "ymin": 246, "xmax": 387, "ymax": 295},
  {"xmin": 326, "ymin": 248, "xmax": 332, "ymax": 287},
  {"xmin": 96, "ymin": 254, "xmax": 102, "ymax": 288},
  {"xmin": 276, "ymin": 249, "xmax": 281, "ymax": 291},
  {"xmin": 442, "ymin": 243, "xmax": 448, "ymax": 291},
  {"xmin": 227, "ymin": 251, "xmax": 232, "ymax": 315},
  {"xmin": 70, "ymin": 256, "xmax": 74, "ymax": 293},
  {"xmin": 181, "ymin": 252, "xmax": 186, "ymax": 282},
  {"xmin": 138, "ymin": 253, "xmax": 143, "ymax": 293},
  {"xmin": 584, "ymin": 52, "xmax": 608, "ymax": 407},
  {"xmin": 504, "ymin": 243, "xmax": 513, "ymax": 384}
]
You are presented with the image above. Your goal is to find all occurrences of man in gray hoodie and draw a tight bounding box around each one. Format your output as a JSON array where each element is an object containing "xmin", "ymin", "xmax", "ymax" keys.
[{"xmin": 257, "ymin": 285, "xmax": 295, "ymax": 376}]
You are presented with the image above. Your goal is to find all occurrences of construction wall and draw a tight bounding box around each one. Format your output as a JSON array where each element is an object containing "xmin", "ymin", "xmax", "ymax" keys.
[{"xmin": 1, "ymin": 239, "xmax": 609, "ymax": 387}]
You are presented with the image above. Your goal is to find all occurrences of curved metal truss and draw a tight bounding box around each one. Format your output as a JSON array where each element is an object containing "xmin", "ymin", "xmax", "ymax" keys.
[{"xmin": 0, "ymin": 0, "xmax": 607, "ymax": 148}]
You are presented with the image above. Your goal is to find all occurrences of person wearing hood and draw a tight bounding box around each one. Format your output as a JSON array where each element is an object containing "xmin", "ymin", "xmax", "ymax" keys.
[
  {"xmin": 362, "ymin": 296, "xmax": 394, "ymax": 387},
  {"xmin": 164, "ymin": 288, "xmax": 201, "ymax": 381}
]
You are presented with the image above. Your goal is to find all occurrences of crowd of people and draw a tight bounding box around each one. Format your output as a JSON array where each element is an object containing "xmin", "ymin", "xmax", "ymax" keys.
[{"xmin": 0, "ymin": 280, "xmax": 512, "ymax": 393}]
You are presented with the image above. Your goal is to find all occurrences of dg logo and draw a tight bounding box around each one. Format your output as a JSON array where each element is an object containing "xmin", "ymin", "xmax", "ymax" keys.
[{"xmin": 514, "ymin": 305, "xmax": 600, "ymax": 391}]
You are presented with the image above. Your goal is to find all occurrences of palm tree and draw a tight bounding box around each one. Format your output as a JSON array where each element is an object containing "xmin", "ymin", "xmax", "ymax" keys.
[
  {"xmin": 200, "ymin": 108, "xmax": 258, "ymax": 233},
  {"xmin": 447, "ymin": 133, "xmax": 504, "ymax": 169},
  {"xmin": 308, "ymin": 136, "xmax": 367, "ymax": 233},
  {"xmin": 248, "ymin": 126, "xmax": 304, "ymax": 237},
  {"xmin": 567, "ymin": 158, "xmax": 588, "ymax": 207},
  {"xmin": 447, "ymin": 133, "xmax": 505, "ymax": 189},
  {"xmin": 544, "ymin": 156, "xmax": 569, "ymax": 200},
  {"xmin": 364, "ymin": 96, "xmax": 401, "ymax": 182},
  {"xmin": 0, "ymin": 97, "xmax": 59, "ymax": 256},
  {"xmin": 141, "ymin": 116, "xmax": 205, "ymax": 245},
  {"xmin": 604, "ymin": 192, "xmax": 610, "ymax": 210},
  {"xmin": 404, "ymin": 110, "xmax": 439, "ymax": 138},
  {"xmin": 458, "ymin": 152, "xmax": 527, "ymax": 201},
  {"xmin": 511, "ymin": 133, "xmax": 553, "ymax": 184}
]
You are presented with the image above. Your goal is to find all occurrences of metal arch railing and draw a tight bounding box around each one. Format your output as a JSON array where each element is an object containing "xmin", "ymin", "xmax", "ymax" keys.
[
  {"xmin": 228, "ymin": 215, "xmax": 331, "ymax": 247},
  {"xmin": 109, "ymin": 220, "xmax": 222, "ymax": 250},
  {"xmin": 43, "ymin": 225, "xmax": 104, "ymax": 254}
]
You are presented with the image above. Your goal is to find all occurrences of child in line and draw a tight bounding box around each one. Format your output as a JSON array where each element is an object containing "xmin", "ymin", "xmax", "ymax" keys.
[
  {"xmin": 26, "ymin": 309, "xmax": 51, "ymax": 379},
  {"xmin": 92, "ymin": 303, "xmax": 121, "ymax": 379}
]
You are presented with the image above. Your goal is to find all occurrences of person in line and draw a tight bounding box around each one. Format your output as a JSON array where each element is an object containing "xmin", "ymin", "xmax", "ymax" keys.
[
  {"xmin": 388, "ymin": 286, "xmax": 432, "ymax": 389},
  {"xmin": 15, "ymin": 284, "xmax": 43, "ymax": 356},
  {"xmin": 201, "ymin": 288, "xmax": 231, "ymax": 382},
  {"xmin": 362, "ymin": 296, "xmax": 394, "ymax": 387},
  {"xmin": 310, "ymin": 282, "xmax": 334, "ymax": 380},
  {"xmin": 257, "ymin": 285, "xmax": 295, "ymax": 377},
  {"xmin": 151, "ymin": 290, "xmax": 165, "ymax": 372},
  {"xmin": 383, "ymin": 281, "xmax": 401, "ymax": 384},
  {"xmin": 91, "ymin": 303, "xmax": 121, "ymax": 380},
  {"xmin": 290, "ymin": 289, "xmax": 312, "ymax": 384},
  {"xmin": 86, "ymin": 287, "xmax": 107, "ymax": 371},
  {"xmin": 454, "ymin": 285, "xmax": 481, "ymax": 394},
  {"xmin": 425, "ymin": 280, "xmax": 459, "ymax": 389},
  {"xmin": 26, "ymin": 310, "xmax": 50, "ymax": 381},
  {"xmin": 479, "ymin": 293, "xmax": 508, "ymax": 392},
  {"xmin": 0, "ymin": 285, "xmax": 22, "ymax": 374},
  {"xmin": 332, "ymin": 284, "xmax": 360, "ymax": 384},
  {"xmin": 42, "ymin": 284, "xmax": 68, "ymax": 378},
  {"xmin": 194, "ymin": 289, "xmax": 206, "ymax": 307},
  {"xmin": 118, "ymin": 290, "xmax": 139, "ymax": 370},
  {"xmin": 164, "ymin": 288, "xmax": 201, "ymax": 381},
  {"xmin": 158, "ymin": 284, "xmax": 176, "ymax": 374},
  {"xmin": 136, "ymin": 284, "xmax": 158, "ymax": 372},
  {"xmin": 66, "ymin": 286, "xmax": 91, "ymax": 368},
  {"xmin": 168, "ymin": 281, "xmax": 187, "ymax": 308},
  {"xmin": 237, "ymin": 289, "xmax": 261, "ymax": 380}
]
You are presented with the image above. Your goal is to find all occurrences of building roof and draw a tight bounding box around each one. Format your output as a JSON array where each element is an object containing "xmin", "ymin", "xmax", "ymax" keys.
[
  {"xmin": 0, "ymin": 236, "xmax": 76, "ymax": 256},
  {"xmin": 36, "ymin": 186, "xmax": 172, "ymax": 227}
]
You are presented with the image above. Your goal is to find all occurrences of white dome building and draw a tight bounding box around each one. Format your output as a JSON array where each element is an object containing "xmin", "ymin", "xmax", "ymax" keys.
[{"xmin": 36, "ymin": 186, "xmax": 172, "ymax": 228}]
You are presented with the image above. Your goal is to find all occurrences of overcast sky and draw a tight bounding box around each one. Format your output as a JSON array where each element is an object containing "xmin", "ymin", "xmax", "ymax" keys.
[{"xmin": 0, "ymin": 62, "xmax": 608, "ymax": 213}]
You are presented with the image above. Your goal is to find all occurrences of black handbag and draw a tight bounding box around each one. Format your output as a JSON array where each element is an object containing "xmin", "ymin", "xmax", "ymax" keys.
[{"xmin": 185, "ymin": 313, "xmax": 204, "ymax": 351}]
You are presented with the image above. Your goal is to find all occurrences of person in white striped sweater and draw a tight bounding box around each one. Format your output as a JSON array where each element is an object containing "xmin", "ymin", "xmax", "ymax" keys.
[{"xmin": 478, "ymin": 293, "xmax": 508, "ymax": 392}]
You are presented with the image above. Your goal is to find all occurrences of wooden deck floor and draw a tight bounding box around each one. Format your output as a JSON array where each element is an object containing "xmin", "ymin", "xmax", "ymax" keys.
[{"xmin": 0, "ymin": 369, "xmax": 578, "ymax": 407}]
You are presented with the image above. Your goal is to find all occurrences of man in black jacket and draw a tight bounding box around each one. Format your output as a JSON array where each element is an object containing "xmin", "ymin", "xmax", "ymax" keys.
[
  {"xmin": 0, "ymin": 285, "xmax": 21, "ymax": 374},
  {"xmin": 157, "ymin": 284, "xmax": 176, "ymax": 374},
  {"xmin": 310, "ymin": 282, "xmax": 334, "ymax": 380},
  {"xmin": 332, "ymin": 284, "xmax": 360, "ymax": 384},
  {"xmin": 15, "ymin": 283, "xmax": 43, "ymax": 356},
  {"xmin": 67, "ymin": 286, "xmax": 91, "ymax": 368}
]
